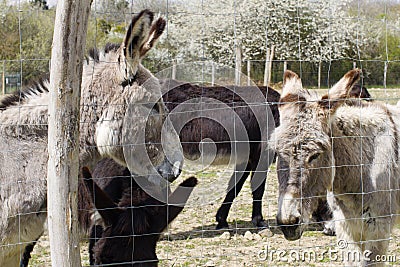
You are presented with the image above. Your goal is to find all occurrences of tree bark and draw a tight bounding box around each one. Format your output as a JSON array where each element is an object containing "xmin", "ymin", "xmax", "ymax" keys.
[
  {"xmin": 263, "ymin": 47, "xmax": 272, "ymax": 86},
  {"xmin": 267, "ymin": 46, "xmax": 274, "ymax": 86},
  {"xmin": 172, "ymin": 59, "xmax": 177, "ymax": 80},
  {"xmin": 47, "ymin": 1, "xmax": 91, "ymax": 266},
  {"xmin": 211, "ymin": 61, "xmax": 215, "ymax": 86},
  {"xmin": 318, "ymin": 60, "xmax": 322, "ymax": 89},
  {"xmin": 384, "ymin": 61, "xmax": 387, "ymax": 88},
  {"xmin": 2, "ymin": 61, "xmax": 5, "ymax": 95},
  {"xmin": 247, "ymin": 60, "xmax": 251, "ymax": 86},
  {"xmin": 235, "ymin": 42, "xmax": 242, "ymax": 85}
]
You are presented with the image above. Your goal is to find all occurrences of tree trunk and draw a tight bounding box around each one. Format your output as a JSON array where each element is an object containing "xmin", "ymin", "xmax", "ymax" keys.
[
  {"xmin": 235, "ymin": 43, "xmax": 242, "ymax": 85},
  {"xmin": 47, "ymin": 1, "xmax": 91, "ymax": 266},
  {"xmin": 172, "ymin": 59, "xmax": 177, "ymax": 80},
  {"xmin": 211, "ymin": 61, "xmax": 215, "ymax": 86},
  {"xmin": 267, "ymin": 46, "xmax": 275, "ymax": 86},
  {"xmin": 2, "ymin": 61, "xmax": 5, "ymax": 95},
  {"xmin": 384, "ymin": 61, "xmax": 387, "ymax": 88},
  {"xmin": 264, "ymin": 46, "xmax": 274, "ymax": 86},
  {"xmin": 247, "ymin": 60, "xmax": 251, "ymax": 86},
  {"xmin": 318, "ymin": 61, "xmax": 322, "ymax": 89},
  {"xmin": 263, "ymin": 48, "xmax": 270, "ymax": 86}
]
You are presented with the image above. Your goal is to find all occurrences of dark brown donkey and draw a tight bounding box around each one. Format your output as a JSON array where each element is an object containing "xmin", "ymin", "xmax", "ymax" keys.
[
  {"xmin": 83, "ymin": 164, "xmax": 198, "ymax": 266},
  {"xmin": 161, "ymin": 80, "xmax": 280, "ymax": 229}
]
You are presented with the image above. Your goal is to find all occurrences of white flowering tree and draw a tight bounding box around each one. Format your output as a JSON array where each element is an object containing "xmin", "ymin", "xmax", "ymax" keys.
[
  {"xmin": 88, "ymin": 0, "xmax": 398, "ymax": 85},
  {"xmin": 163, "ymin": 0, "xmax": 359, "ymax": 63}
]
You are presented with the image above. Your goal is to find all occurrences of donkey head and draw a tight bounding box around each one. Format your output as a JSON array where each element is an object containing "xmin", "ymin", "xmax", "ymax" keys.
[
  {"xmin": 270, "ymin": 69, "xmax": 361, "ymax": 240},
  {"xmin": 93, "ymin": 10, "xmax": 183, "ymax": 185},
  {"xmin": 82, "ymin": 167, "xmax": 197, "ymax": 266}
]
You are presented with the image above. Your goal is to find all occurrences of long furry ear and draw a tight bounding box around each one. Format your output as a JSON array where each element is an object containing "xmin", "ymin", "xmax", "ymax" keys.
[
  {"xmin": 82, "ymin": 167, "xmax": 122, "ymax": 226},
  {"xmin": 159, "ymin": 176, "xmax": 198, "ymax": 231},
  {"xmin": 319, "ymin": 69, "xmax": 362, "ymax": 110},
  {"xmin": 280, "ymin": 70, "xmax": 309, "ymax": 105},
  {"xmin": 123, "ymin": 9, "xmax": 154, "ymax": 63},
  {"xmin": 139, "ymin": 17, "xmax": 166, "ymax": 58}
]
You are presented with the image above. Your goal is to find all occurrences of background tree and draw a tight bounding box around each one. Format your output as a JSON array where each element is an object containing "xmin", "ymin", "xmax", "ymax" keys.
[
  {"xmin": 1, "ymin": 0, "xmax": 399, "ymax": 88},
  {"xmin": 30, "ymin": 0, "xmax": 49, "ymax": 10}
]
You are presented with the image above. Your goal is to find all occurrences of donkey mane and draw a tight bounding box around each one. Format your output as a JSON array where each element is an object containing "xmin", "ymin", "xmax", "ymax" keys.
[
  {"xmin": 0, "ymin": 40, "xmax": 122, "ymax": 113},
  {"xmin": 0, "ymin": 78, "xmax": 49, "ymax": 111},
  {"xmin": 88, "ymin": 43, "xmax": 120, "ymax": 63}
]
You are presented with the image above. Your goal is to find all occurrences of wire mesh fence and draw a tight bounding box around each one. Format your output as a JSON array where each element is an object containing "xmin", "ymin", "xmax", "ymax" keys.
[{"xmin": 0, "ymin": 0, "xmax": 400, "ymax": 266}]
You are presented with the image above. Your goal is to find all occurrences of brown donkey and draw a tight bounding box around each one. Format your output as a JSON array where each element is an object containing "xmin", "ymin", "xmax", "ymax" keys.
[{"xmin": 82, "ymin": 166, "xmax": 197, "ymax": 266}]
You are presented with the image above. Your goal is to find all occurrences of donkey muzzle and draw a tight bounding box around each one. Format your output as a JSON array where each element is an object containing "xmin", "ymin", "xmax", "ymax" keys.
[
  {"xmin": 276, "ymin": 216, "xmax": 303, "ymax": 241},
  {"xmin": 156, "ymin": 158, "xmax": 182, "ymax": 182}
]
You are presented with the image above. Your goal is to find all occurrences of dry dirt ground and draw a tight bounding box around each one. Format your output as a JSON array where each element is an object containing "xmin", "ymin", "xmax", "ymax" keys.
[
  {"xmin": 30, "ymin": 163, "xmax": 400, "ymax": 267},
  {"xmin": 29, "ymin": 88, "xmax": 400, "ymax": 266}
]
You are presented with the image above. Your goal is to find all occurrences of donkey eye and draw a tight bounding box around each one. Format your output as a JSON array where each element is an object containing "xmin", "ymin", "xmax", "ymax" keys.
[{"xmin": 308, "ymin": 153, "xmax": 320, "ymax": 163}]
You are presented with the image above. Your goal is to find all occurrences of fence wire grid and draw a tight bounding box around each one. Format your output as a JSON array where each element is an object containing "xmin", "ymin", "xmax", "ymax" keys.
[{"xmin": 0, "ymin": 0, "xmax": 400, "ymax": 266}]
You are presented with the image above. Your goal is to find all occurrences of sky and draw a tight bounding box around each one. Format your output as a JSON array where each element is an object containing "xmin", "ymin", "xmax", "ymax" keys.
[{"xmin": 47, "ymin": 0, "xmax": 57, "ymax": 7}]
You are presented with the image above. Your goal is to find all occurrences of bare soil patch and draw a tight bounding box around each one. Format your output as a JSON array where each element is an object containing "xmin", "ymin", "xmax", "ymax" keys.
[{"xmin": 30, "ymin": 162, "xmax": 400, "ymax": 266}]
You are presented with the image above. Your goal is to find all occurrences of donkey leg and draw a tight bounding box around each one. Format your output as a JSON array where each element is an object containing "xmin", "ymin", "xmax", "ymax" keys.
[
  {"xmin": 335, "ymin": 223, "xmax": 362, "ymax": 266},
  {"xmin": 327, "ymin": 193, "xmax": 357, "ymax": 266},
  {"xmin": 215, "ymin": 162, "xmax": 251, "ymax": 229},
  {"xmin": 89, "ymin": 224, "xmax": 104, "ymax": 266},
  {"xmin": 363, "ymin": 237, "xmax": 390, "ymax": 267},
  {"xmin": 19, "ymin": 238, "xmax": 39, "ymax": 267},
  {"xmin": 312, "ymin": 198, "xmax": 335, "ymax": 236},
  {"xmin": 362, "ymin": 217, "xmax": 391, "ymax": 266},
  {"xmin": 250, "ymin": 147, "xmax": 275, "ymax": 228},
  {"xmin": 250, "ymin": 169, "xmax": 268, "ymax": 228}
]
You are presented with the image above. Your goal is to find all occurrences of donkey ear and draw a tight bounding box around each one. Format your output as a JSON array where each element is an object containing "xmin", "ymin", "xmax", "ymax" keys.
[
  {"xmin": 319, "ymin": 69, "xmax": 362, "ymax": 110},
  {"xmin": 159, "ymin": 177, "xmax": 198, "ymax": 231},
  {"xmin": 139, "ymin": 17, "xmax": 166, "ymax": 58},
  {"xmin": 280, "ymin": 70, "xmax": 309, "ymax": 104},
  {"xmin": 81, "ymin": 167, "xmax": 122, "ymax": 226},
  {"xmin": 123, "ymin": 9, "xmax": 154, "ymax": 63}
]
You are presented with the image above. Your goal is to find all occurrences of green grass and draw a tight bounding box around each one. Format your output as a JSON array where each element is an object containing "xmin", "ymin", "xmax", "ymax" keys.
[{"xmin": 303, "ymin": 231, "xmax": 324, "ymax": 238}]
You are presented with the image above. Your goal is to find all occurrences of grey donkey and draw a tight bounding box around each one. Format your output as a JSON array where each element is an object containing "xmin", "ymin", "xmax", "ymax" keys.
[
  {"xmin": 0, "ymin": 10, "xmax": 182, "ymax": 266},
  {"xmin": 271, "ymin": 69, "xmax": 400, "ymax": 266}
]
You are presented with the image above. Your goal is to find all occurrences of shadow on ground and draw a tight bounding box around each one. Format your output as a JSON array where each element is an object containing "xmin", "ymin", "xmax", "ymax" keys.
[{"xmin": 162, "ymin": 218, "xmax": 325, "ymax": 241}]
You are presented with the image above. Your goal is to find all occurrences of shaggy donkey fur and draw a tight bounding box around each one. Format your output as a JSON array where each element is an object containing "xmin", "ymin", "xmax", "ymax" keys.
[
  {"xmin": 82, "ymin": 165, "xmax": 197, "ymax": 266},
  {"xmin": 0, "ymin": 10, "xmax": 182, "ymax": 266},
  {"xmin": 271, "ymin": 69, "xmax": 400, "ymax": 266},
  {"xmin": 86, "ymin": 158, "xmax": 132, "ymax": 265},
  {"xmin": 161, "ymin": 79, "xmax": 371, "ymax": 230},
  {"xmin": 311, "ymin": 84, "xmax": 373, "ymax": 236}
]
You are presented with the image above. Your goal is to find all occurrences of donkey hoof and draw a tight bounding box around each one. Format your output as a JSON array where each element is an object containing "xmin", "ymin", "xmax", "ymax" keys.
[
  {"xmin": 252, "ymin": 215, "xmax": 267, "ymax": 228},
  {"xmin": 322, "ymin": 227, "xmax": 336, "ymax": 236},
  {"xmin": 216, "ymin": 221, "xmax": 229, "ymax": 230},
  {"xmin": 256, "ymin": 220, "xmax": 268, "ymax": 229},
  {"xmin": 322, "ymin": 220, "xmax": 336, "ymax": 236}
]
